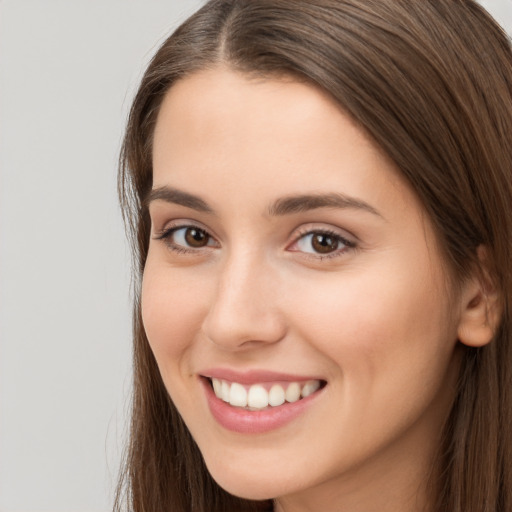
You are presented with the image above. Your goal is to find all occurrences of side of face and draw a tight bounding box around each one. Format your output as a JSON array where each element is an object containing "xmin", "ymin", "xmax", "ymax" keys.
[{"xmin": 141, "ymin": 68, "xmax": 480, "ymax": 509}]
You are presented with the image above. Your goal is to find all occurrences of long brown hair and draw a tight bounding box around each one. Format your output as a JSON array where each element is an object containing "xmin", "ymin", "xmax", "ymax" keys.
[{"xmin": 116, "ymin": 1, "xmax": 512, "ymax": 510}]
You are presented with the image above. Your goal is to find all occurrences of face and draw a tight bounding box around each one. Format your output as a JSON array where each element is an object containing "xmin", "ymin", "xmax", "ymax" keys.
[{"xmin": 143, "ymin": 68, "xmax": 464, "ymax": 510}]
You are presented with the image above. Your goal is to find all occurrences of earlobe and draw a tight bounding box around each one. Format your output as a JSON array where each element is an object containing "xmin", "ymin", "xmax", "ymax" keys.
[{"xmin": 457, "ymin": 247, "xmax": 501, "ymax": 348}]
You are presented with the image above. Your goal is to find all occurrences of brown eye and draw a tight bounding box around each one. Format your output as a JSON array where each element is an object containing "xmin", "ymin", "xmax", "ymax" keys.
[
  {"xmin": 184, "ymin": 227, "xmax": 210, "ymax": 247},
  {"xmin": 311, "ymin": 233, "xmax": 339, "ymax": 254},
  {"xmin": 155, "ymin": 225, "xmax": 217, "ymax": 251},
  {"xmin": 289, "ymin": 230, "xmax": 354, "ymax": 258}
]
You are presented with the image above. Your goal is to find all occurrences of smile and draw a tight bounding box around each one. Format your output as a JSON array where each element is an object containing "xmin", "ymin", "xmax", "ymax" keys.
[
  {"xmin": 201, "ymin": 373, "xmax": 327, "ymax": 434},
  {"xmin": 210, "ymin": 378, "xmax": 323, "ymax": 410}
]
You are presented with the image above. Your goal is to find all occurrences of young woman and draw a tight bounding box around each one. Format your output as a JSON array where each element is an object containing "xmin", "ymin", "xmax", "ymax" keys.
[{"xmin": 115, "ymin": 1, "xmax": 512, "ymax": 511}]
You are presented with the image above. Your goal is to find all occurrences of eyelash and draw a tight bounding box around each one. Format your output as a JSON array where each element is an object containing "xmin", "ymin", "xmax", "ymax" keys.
[{"xmin": 153, "ymin": 224, "xmax": 356, "ymax": 259}]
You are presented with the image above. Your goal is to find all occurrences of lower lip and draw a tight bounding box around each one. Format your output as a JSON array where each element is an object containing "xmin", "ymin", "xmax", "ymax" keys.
[{"xmin": 201, "ymin": 378, "xmax": 323, "ymax": 434}]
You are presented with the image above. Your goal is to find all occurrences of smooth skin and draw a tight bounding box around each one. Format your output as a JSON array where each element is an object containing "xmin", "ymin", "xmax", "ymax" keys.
[{"xmin": 142, "ymin": 68, "xmax": 495, "ymax": 512}]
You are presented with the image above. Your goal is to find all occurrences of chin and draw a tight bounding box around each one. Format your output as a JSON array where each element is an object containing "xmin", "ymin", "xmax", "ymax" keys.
[{"xmin": 204, "ymin": 456, "xmax": 296, "ymax": 501}]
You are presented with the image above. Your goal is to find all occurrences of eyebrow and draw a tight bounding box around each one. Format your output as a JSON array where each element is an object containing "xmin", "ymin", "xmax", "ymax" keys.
[
  {"xmin": 145, "ymin": 185, "xmax": 382, "ymax": 218},
  {"xmin": 144, "ymin": 186, "xmax": 213, "ymax": 213},
  {"xmin": 268, "ymin": 192, "xmax": 382, "ymax": 218}
]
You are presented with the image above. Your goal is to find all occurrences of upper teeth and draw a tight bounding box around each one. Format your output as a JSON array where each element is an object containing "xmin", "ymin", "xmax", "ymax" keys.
[{"xmin": 211, "ymin": 378, "xmax": 321, "ymax": 409}]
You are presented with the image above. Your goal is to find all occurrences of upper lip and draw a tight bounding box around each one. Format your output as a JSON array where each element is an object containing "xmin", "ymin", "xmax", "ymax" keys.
[{"xmin": 199, "ymin": 368, "xmax": 325, "ymax": 385}]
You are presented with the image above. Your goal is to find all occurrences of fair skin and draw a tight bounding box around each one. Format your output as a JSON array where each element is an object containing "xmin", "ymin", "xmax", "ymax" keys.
[{"xmin": 142, "ymin": 68, "xmax": 488, "ymax": 512}]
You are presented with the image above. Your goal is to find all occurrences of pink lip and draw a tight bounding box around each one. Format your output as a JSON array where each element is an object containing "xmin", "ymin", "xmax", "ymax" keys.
[
  {"xmin": 200, "ymin": 368, "xmax": 323, "ymax": 385},
  {"xmin": 200, "ymin": 374, "xmax": 325, "ymax": 435}
]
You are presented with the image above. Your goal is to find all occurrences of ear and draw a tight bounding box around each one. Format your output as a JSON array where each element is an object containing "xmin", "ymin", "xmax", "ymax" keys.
[{"xmin": 457, "ymin": 246, "xmax": 501, "ymax": 348}]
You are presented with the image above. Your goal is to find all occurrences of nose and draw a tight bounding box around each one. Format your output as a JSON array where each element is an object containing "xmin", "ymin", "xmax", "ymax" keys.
[{"xmin": 201, "ymin": 251, "xmax": 287, "ymax": 351}]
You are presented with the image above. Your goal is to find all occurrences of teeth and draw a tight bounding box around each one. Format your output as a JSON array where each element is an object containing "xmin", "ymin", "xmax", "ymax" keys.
[
  {"xmin": 268, "ymin": 384, "xmax": 285, "ymax": 406},
  {"xmin": 247, "ymin": 385, "xmax": 268, "ymax": 409},
  {"xmin": 229, "ymin": 382, "xmax": 247, "ymax": 407},
  {"xmin": 285, "ymin": 382, "xmax": 301, "ymax": 403},
  {"xmin": 221, "ymin": 380, "xmax": 230, "ymax": 402},
  {"xmin": 211, "ymin": 378, "xmax": 322, "ymax": 410},
  {"xmin": 212, "ymin": 378, "xmax": 222, "ymax": 397},
  {"xmin": 301, "ymin": 380, "xmax": 321, "ymax": 398}
]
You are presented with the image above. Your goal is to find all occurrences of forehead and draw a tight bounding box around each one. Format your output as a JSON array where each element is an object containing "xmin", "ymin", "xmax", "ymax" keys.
[{"xmin": 152, "ymin": 67, "xmax": 398, "ymax": 195}]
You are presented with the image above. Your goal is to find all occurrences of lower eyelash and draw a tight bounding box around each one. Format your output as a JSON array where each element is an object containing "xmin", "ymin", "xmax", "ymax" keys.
[
  {"xmin": 300, "ymin": 246, "xmax": 351, "ymax": 261},
  {"xmin": 166, "ymin": 244, "xmax": 195, "ymax": 255}
]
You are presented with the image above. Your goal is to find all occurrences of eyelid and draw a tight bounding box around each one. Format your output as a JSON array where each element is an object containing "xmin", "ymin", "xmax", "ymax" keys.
[
  {"xmin": 289, "ymin": 223, "xmax": 356, "ymax": 242},
  {"xmin": 153, "ymin": 218, "xmax": 217, "ymax": 238}
]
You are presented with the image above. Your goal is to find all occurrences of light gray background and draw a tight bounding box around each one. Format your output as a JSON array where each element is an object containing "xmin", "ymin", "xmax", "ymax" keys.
[{"xmin": 0, "ymin": 1, "xmax": 510, "ymax": 511}]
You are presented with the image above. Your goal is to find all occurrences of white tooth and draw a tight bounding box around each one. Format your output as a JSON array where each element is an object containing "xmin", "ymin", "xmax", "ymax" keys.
[
  {"xmin": 285, "ymin": 382, "xmax": 301, "ymax": 403},
  {"xmin": 268, "ymin": 384, "xmax": 286, "ymax": 406},
  {"xmin": 229, "ymin": 382, "xmax": 248, "ymax": 407},
  {"xmin": 212, "ymin": 378, "xmax": 222, "ymax": 399},
  {"xmin": 221, "ymin": 380, "xmax": 230, "ymax": 402},
  {"xmin": 247, "ymin": 385, "xmax": 269, "ymax": 409},
  {"xmin": 301, "ymin": 380, "xmax": 320, "ymax": 398}
]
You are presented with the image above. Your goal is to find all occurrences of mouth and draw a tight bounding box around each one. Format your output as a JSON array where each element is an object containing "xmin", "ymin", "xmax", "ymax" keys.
[
  {"xmin": 199, "ymin": 372, "xmax": 327, "ymax": 434},
  {"xmin": 206, "ymin": 377, "xmax": 327, "ymax": 410}
]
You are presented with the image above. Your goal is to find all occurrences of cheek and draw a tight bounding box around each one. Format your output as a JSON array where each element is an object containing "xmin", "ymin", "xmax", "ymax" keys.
[
  {"xmin": 281, "ymin": 264, "xmax": 460, "ymax": 465},
  {"xmin": 140, "ymin": 259, "xmax": 211, "ymax": 374},
  {"xmin": 287, "ymin": 262, "xmax": 458, "ymax": 401}
]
